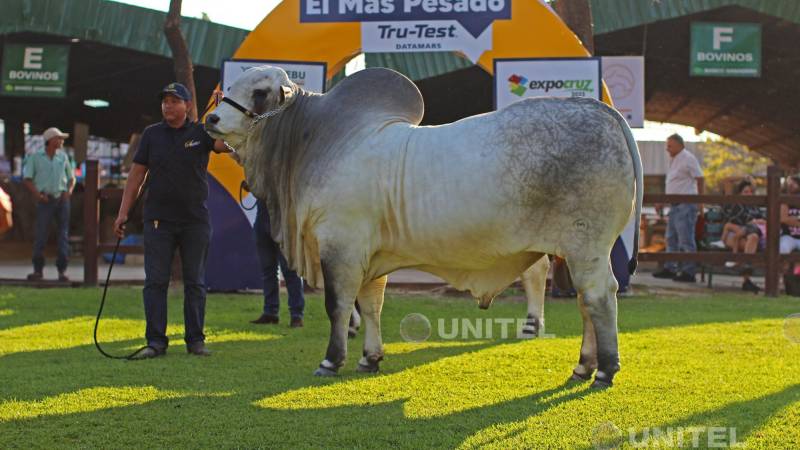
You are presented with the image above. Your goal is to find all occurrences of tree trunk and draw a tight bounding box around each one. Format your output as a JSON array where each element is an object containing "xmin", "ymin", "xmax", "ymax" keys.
[
  {"xmin": 164, "ymin": 0, "xmax": 198, "ymax": 121},
  {"xmin": 553, "ymin": 0, "xmax": 594, "ymax": 55},
  {"xmin": 164, "ymin": 0, "xmax": 192, "ymax": 282}
]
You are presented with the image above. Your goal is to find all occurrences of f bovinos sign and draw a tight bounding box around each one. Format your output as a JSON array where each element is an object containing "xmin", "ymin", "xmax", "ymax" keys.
[
  {"xmin": 221, "ymin": 59, "xmax": 327, "ymax": 94},
  {"xmin": 493, "ymin": 58, "xmax": 601, "ymax": 110},
  {"xmin": 690, "ymin": 22, "xmax": 761, "ymax": 77},
  {"xmin": 301, "ymin": 0, "xmax": 511, "ymax": 62}
]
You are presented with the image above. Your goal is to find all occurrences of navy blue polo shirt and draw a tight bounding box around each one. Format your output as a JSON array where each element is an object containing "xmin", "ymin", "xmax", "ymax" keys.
[{"xmin": 133, "ymin": 119, "xmax": 216, "ymax": 223}]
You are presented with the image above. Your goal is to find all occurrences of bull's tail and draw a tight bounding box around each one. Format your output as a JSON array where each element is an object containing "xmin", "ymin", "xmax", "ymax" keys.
[
  {"xmin": 594, "ymin": 100, "xmax": 643, "ymax": 275},
  {"xmin": 612, "ymin": 112, "xmax": 643, "ymax": 275}
]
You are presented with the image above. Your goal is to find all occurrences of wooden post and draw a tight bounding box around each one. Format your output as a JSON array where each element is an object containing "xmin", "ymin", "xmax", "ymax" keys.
[
  {"xmin": 765, "ymin": 165, "xmax": 781, "ymax": 297},
  {"xmin": 72, "ymin": 122, "xmax": 90, "ymax": 166},
  {"xmin": 83, "ymin": 160, "xmax": 99, "ymax": 286}
]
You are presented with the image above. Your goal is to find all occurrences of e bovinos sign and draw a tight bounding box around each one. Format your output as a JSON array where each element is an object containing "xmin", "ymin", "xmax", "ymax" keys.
[
  {"xmin": 1, "ymin": 44, "xmax": 69, "ymax": 98},
  {"xmin": 301, "ymin": 0, "xmax": 511, "ymax": 62}
]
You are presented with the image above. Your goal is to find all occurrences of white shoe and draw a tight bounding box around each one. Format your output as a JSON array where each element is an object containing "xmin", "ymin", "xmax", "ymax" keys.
[
  {"xmin": 710, "ymin": 240, "xmax": 727, "ymax": 249},
  {"xmin": 725, "ymin": 261, "xmax": 737, "ymax": 268}
]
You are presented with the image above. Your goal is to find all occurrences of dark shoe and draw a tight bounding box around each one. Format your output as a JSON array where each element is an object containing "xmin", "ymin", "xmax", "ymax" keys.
[
  {"xmin": 653, "ymin": 269, "xmax": 677, "ymax": 279},
  {"xmin": 290, "ymin": 317, "xmax": 304, "ymax": 328},
  {"xmin": 672, "ymin": 272, "xmax": 696, "ymax": 283},
  {"xmin": 26, "ymin": 272, "xmax": 43, "ymax": 281},
  {"xmin": 58, "ymin": 272, "xmax": 69, "ymax": 282},
  {"xmin": 130, "ymin": 346, "xmax": 166, "ymax": 360},
  {"xmin": 742, "ymin": 279, "xmax": 760, "ymax": 294},
  {"xmin": 250, "ymin": 314, "xmax": 279, "ymax": 324},
  {"xmin": 187, "ymin": 342, "xmax": 211, "ymax": 356}
]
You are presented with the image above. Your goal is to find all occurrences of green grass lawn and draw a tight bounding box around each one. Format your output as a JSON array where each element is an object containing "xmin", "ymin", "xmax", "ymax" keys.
[{"xmin": 1, "ymin": 286, "xmax": 799, "ymax": 449}]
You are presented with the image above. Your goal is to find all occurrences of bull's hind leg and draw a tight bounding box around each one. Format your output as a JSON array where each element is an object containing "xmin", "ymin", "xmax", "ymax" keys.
[
  {"xmin": 314, "ymin": 258, "xmax": 362, "ymax": 376},
  {"xmin": 566, "ymin": 254, "xmax": 620, "ymax": 388},
  {"xmin": 355, "ymin": 276, "xmax": 388, "ymax": 373},
  {"xmin": 348, "ymin": 301, "xmax": 361, "ymax": 338},
  {"xmin": 520, "ymin": 256, "xmax": 549, "ymax": 338},
  {"xmin": 570, "ymin": 299, "xmax": 598, "ymax": 381}
]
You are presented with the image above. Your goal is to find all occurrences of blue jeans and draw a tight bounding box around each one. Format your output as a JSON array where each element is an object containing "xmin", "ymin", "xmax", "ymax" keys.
[
  {"xmin": 143, "ymin": 220, "xmax": 210, "ymax": 350},
  {"xmin": 666, "ymin": 203, "xmax": 698, "ymax": 276},
  {"xmin": 32, "ymin": 196, "xmax": 70, "ymax": 273},
  {"xmin": 255, "ymin": 201, "xmax": 304, "ymax": 318}
]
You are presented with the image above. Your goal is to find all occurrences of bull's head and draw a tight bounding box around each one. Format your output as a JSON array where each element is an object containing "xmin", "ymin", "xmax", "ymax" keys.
[{"xmin": 205, "ymin": 65, "xmax": 296, "ymax": 159}]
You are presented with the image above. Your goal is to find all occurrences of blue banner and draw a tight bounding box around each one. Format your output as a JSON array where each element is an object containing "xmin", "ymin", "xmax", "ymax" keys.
[{"xmin": 300, "ymin": 0, "xmax": 510, "ymax": 37}]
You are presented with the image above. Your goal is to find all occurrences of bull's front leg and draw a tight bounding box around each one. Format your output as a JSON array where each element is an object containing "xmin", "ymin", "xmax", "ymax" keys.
[
  {"xmin": 520, "ymin": 256, "xmax": 549, "ymax": 338},
  {"xmin": 314, "ymin": 258, "xmax": 363, "ymax": 376}
]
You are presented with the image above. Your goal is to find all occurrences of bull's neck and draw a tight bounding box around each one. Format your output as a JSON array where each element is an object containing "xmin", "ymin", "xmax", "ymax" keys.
[{"xmin": 242, "ymin": 88, "xmax": 318, "ymax": 206}]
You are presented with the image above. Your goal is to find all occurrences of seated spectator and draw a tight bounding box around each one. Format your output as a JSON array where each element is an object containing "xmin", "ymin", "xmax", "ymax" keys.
[
  {"xmin": 735, "ymin": 218, "xmax": 767, "ymax": 293},
  {"xmin": 780, "ymin": 176, "xmax": 800, "ymax": 255},
  {"xmin": 711, "ymin": 180, "xmax": 763, "ymax": 257}
]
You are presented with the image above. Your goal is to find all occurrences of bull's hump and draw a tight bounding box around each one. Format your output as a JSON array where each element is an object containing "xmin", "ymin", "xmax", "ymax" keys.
[{"xmin": 326, "ymin": 68, "xmax": 424, "ymax": 126}]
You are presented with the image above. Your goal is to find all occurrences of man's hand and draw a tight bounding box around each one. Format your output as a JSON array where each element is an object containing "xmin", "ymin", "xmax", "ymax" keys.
[{"xmin": 113, "ymin": 214, "xmax": 127, "ymax": 239}]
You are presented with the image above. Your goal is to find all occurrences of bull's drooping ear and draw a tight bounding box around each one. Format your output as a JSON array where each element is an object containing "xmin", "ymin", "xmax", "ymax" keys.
[{"xmin": 279, "ymin": 85, "xmax": 293, "ymax": 105}]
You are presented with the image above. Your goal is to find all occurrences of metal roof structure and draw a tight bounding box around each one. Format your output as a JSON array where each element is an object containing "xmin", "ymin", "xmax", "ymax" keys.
[
  {"xmin": 591, "ymin": 0, "xmax": 800, "ymax": 34},
  {"xmin": 1, "ymin": 0, "xmax": 248, "ymax": 69}
]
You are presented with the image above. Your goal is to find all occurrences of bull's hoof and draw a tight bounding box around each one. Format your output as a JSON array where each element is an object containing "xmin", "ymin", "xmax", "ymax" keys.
[
  {"xmin": 313, "ymin": 366, "xmax": 339, "ymax": 377},
  {"xmin": 356, "ymin": 362, "xmax": 380, "ymax": 373},
  {"xmin": 520, "ymin": 324, "xmax": 539, "ymax": 339},
  {"xmin": 569, "ymin": 370, "xmax": 593, "ymax": 382},
  {"xmin": 590, "ymin": 378, "xmax": 613, "ymax": 389},
  {"xmin": 348, "ymin": 328, "xmax": 359, "ymax": 339}
]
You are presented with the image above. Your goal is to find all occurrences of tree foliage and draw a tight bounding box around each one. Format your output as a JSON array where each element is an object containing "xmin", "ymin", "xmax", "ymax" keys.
[{"xmin": 700, "ymin": 138, "xmax": 772, "ymax": 193}]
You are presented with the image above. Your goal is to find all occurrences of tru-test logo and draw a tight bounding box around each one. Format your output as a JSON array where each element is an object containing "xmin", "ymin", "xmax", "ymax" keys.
[{"xmin": 508, "ymin": 74, "xmax": 528, "ymax": 96}]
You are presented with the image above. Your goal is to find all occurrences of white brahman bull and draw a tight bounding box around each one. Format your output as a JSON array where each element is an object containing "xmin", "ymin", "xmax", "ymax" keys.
[{"xmin": 205, "ymin": 66, "xmax": 642, "ymax": 387}]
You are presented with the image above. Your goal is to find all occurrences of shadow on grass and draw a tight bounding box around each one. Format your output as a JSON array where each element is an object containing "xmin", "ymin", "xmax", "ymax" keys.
[{"xmin": 0, "ymin": 371, "xmax": 597, "ymax": 448}]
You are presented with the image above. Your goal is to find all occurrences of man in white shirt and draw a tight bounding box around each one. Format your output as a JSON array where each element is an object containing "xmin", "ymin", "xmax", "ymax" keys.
[{"xmin": 653, "ymin": 133, "xmax": 704, "ymax": 282}]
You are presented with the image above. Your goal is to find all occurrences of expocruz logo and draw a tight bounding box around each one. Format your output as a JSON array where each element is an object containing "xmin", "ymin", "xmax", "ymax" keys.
[
  {"xmin": 508, "ymin": 74, "xmax": 528, "ymax": 96},
  {"xmin": 508, "ymin": 74, "xmax": 594, "ymax": 97}
]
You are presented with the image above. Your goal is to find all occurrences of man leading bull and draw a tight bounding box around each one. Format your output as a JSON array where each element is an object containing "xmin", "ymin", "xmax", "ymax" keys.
[{"xmin": 114, "ymin": 83, "xmax": 231, "ymax": 359}]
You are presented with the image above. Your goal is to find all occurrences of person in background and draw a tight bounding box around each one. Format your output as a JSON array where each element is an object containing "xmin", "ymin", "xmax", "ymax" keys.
[
  {"xmin": 780, "ymin": 176, "xmax": 800, "ymax": 255},
  {"xmin": 653, "ymin": 133, "xmax": 704, "ymax": 282},
  {"xmin": 23, "ymin": 127, "xmax": 75, "ymax": 282},
  {"xmin": 720, "ymin": 180, "xmax": 764, "ymax": 257},
  {"xmin": 250, "ymin": 199, "xmax": 305, "ymax": 327}
]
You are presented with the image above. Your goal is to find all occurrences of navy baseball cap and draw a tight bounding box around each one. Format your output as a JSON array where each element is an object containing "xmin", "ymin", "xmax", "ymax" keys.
[{"xmin": 159, "ymin": 82, "xmax": 191, "ymax": 101}]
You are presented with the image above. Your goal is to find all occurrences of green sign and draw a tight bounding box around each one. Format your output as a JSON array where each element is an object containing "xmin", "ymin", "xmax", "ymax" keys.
[
  {"xmin": 690, "ymin": 22, "xmax": 761, "ymax": 77},
  {"xmin": 1, "ymin": 44, "xmax": 69, "ymax": 97}
]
